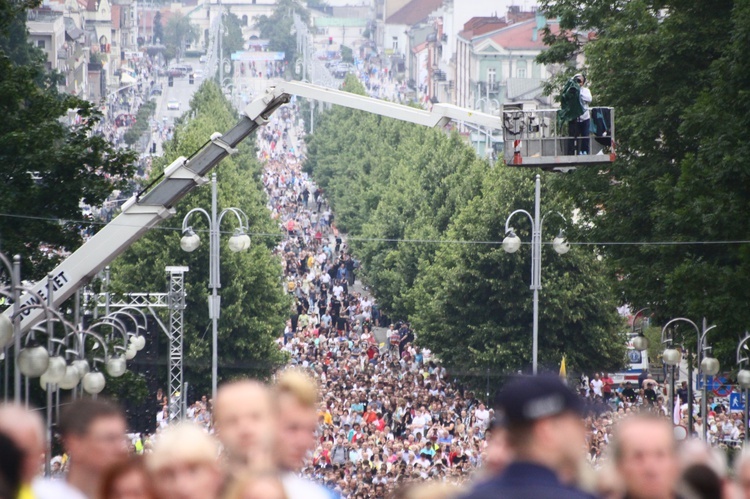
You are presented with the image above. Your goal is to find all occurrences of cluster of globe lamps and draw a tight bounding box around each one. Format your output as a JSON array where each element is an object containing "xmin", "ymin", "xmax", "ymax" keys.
[{"xmin": 0, "ymin": 314, "xmax": 146, "ymax": 395}]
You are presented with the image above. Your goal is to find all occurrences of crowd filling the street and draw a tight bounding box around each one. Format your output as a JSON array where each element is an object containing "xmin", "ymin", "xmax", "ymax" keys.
[{"xmin": 2, "ymin": 99, "xmax": 750, "ymax": 499}]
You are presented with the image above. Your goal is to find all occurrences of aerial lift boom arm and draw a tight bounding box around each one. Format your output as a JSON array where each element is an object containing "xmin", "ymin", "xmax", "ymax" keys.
[{"xmin": 6, "ymin": 81, "xmax": 500, "ymax": 331}]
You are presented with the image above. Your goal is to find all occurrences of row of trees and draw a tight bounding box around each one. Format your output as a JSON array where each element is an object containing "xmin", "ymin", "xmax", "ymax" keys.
[
  {"xmin": 536, "ymin": 0, "xmax": 750, "ymax": 363},
  {"xmin": 0, "ymin": 0, "xmax": 136, "ymax": 278},
  {"xmin": 108, "ymin": 82, "xmax": 290, "ymax": 394},
  {"xmin": 255, "ymin": 0, "xmax": 310, "ymax": 77},
  {"xmin": 307, "ymin": 0, "xmax": 750, "ymax": 375},
  {"xmin": 305, "ymin": 76, "xmax": 626, "ymax": 379}
]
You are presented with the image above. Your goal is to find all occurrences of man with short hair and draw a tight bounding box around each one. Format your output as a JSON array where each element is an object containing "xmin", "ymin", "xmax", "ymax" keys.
[
  {"xmin": 273, "ymin": 369, "xmax": 335, "ymax": 499},
  {"xmin": 462, "ymin": 375, "xmax": 595, "ymax": 499},
  {"xmin": 611, "ymin": 414, "xmax": 680, "ymax": 499},
  {"xmin": 213, "ymin": 379, "xmax": 274, "ymax": 472},
  {"xmin": 35, "ymin": 398, "xmax": 127, "ymax": 499}
]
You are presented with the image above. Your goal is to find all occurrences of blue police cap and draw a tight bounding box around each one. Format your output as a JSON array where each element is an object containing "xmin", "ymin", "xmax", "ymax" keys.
[{"xmin": 494, "ymin": 374, "xmax": 583, "ymax": 426}]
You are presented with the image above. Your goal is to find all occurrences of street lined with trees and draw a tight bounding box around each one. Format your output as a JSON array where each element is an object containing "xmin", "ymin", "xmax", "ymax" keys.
[{"xmin": 305, "ymin": 76, "xmax": 626, "ymax": 380}]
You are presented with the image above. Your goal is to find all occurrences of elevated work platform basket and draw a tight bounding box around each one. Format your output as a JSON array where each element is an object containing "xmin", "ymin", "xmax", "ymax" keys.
[{"xmin": 502, "ymin": 107, "xmax": 615, "ymax": 170}]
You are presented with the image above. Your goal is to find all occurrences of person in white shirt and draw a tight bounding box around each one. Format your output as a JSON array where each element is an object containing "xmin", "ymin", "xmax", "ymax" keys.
[
  {"xmin": 590, "ymin": 373, "xmax": 604, "ymax": 397},
  {"xmin": 474, "ymin": 403, "xmax": 491, "ymax": 432},
  {"xmin": 35, "ymin": 399, "xmax": 128, "ymax": 499}
]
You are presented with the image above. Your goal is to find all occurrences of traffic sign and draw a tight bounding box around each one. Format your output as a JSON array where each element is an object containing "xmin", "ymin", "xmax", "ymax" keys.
[
  {"xmin": 730, "ymin": 392, "xmax": 745, "ymax": 411},
  {"xmin": 713, "ymin": 376, "xmax": 732, "ymax": 397}
]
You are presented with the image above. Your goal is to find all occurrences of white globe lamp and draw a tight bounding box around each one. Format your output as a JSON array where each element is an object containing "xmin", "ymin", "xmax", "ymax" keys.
[
  {"xmin": 552, "ymin": 232, "xmax": 571, "ymax": 255},
  {"xmin": 662, "ymin": 348, "xmax": 682, "ymax": 366},
  {"xmin": 180, "ymin": 229, "xmax": 201, "ymax": 252},
  {"xmin": 17, "ymin": 345, "xmax": 50, "ymax": 377},
  {"xmin": 82, "ymin": 371, "xmax": 106, "ymax": 394},
  {"xmin": 106, "ymin": 356, "xmax": 127, "ymax": 377},
  {"xmin": 125, "ymin": 343, "xmax": 137, "ymax": 360},
  {"xmin": 502, "ymin": 232, "xmax": 522, "ymax": 254},
  {"xmin": 0, "ymin": 314, "xmax": 13, "ymax": 348},
  {"xmin": 228, "ymin": 232, "xmax": 251, "ymax": 252},
  {"xmin": 632, "ymin": 335, "xmax": 650, "ymax": 352},
  {"xmin": 58, "ymin": 365, "xmax": 82, "ymax": 390},
  {"xmin": 700, "ymin": 357, "xmax": 720, "ymax": 376},
  {"xmin": 738, "ymin": 369, "xmax": 750, "ymax": 389},
  {"xmin": 43, "ymin": 356, "xmax": 67, "ymax": 384}
]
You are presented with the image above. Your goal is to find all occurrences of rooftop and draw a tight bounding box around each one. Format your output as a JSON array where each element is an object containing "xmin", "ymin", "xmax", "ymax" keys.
[
  {"xmin": 386, "ymin": 0, "xmax": 442, "ymax": 26},
  {"xmin": 485, "ymin": 17, "xmax": 559, "ymax": 51},
  {"xmin": 458, "ymin": 17, "xmax": 508, "ymax": 40}
]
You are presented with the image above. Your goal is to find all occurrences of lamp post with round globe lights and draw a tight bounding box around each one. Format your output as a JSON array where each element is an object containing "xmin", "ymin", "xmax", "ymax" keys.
[
  {"xmin": 0, "ymin": 251, "xmax": 23, "ymax": 402},
  {"xmin": 736, "ymin": 333, "xmax": 750, "ymax": 442},
  {"xmin": 659, "ymin": 317, "xmax": 717, "ymax": 435},
  {"xmin": 630, "ymin": 308, "xmax": 651, "ymax": 353},
  {"xmin": 502, "ymin": 174, "xmax": 569, "ymax": 375},
  {"xmin": 180, "ymin": 172, "xmax": 251, "ymax": 400}
]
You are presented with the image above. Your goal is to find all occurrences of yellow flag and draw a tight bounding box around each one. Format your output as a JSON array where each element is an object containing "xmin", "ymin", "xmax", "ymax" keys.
[{"xmin": 559, "ymin": 355, "xmax": 567, "ymax": 378}]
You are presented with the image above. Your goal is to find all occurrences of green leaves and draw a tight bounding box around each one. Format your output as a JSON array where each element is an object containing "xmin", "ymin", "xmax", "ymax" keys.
[
  {"xmin": 254, "ymin": 0, "xmax": 310, "ymax": 75},
  {"xmin": 0, "ymin": 6, "xmax": 136, "ymax": 278},
  {"xmin": 539, "ymin": 0, "xmax": 750, "ymax": 366},
  {"xmin": 164, "ymin": 12, "xmax": 199, "ymax": 60},
  {"xmin": 305, "ymin": 90, "xmax": 626, "ymax": 382},
  {"xmin": 110, "ymin": 81, "xmax": 289, "ymax": 392}
]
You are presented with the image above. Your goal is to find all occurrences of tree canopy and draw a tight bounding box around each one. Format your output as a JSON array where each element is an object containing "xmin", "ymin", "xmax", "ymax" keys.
[
  {"xmin": 0, "ymin": 0, "xmax": 135, "ymax": 279},
  {"xmin": 537, "ymin": 0, "xmax": 750, "ymax": 363},
  {"xmin": 254, "ymin": 0, "xmax": 309, "ymax": 74},
  {"xmin": 304, "ymin": 76, "xmax": 626, "ymax": 378},
  {"xmin": 164, "ymin": 12, "xmax": 199, "ymax": 61},
  {"xmin": 109, "ymin": 82, "xmax": 289, "ymax": 391}
]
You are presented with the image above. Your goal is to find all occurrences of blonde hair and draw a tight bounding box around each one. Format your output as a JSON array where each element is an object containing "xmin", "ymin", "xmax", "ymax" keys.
[
  {"xmin": 274, "ymin": 369, "xmax": 319, "ymax": 408},
  {"xmin": 223, "ymin": 471, "xmax": 286, "ymax": 499},
  {"xmin": 147, "ymin": 423, "xmax": 220, "ymax": 472}
]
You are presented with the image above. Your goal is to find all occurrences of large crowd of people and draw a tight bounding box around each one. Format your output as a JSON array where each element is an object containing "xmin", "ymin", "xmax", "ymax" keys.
[
  {"xmin": 258, "ymin": 103, "xmax": 495, "ymax": 496},
  {"xmin": 5, "ymin": 93, "xmax": 750, "ymax": 499}
]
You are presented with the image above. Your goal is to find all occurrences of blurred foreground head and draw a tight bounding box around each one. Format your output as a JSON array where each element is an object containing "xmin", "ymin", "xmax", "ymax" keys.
[
  {"xmin": 273, "ymin": 369, "xmax": 319, "ymax": 472},
  {"xmin": 494, "ymin": 374, "xmax": 586, "ymax": 478},
  {"xmin": 100, "ymin": 455, "xmax": 157, "ymax": 499},
  {"xmin": 60, "ymin": 398, "xmax": 128, "ymax": 476},
  {"xmin": 610, "ymin": 413, "xmax": 678, "ymax": 499},
  {"xmin": 0, "ymin": 403, "xmax": 44, "ymax": 486},
  {"xmin": 147, "ymin": 423, "xmax": 222, "ymax": 499},
  {"xmin": 214, "ymin": 379, "xmax": 274, "ymax": 469},
  {"xmin": 734, "ymin": 449, "xmax": 750, "ymax": 499},
  {"xmin": 224, "ymin": 471, "xmax": 287, "ymax": 499}
]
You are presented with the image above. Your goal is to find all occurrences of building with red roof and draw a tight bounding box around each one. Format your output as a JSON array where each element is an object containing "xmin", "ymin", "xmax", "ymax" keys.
[{"xmin": 455, "ymin": 12, "xmax": 559, "ymax": 110}]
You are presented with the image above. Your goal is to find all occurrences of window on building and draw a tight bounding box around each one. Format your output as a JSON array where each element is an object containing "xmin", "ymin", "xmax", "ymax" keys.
[
  {"xmin": 37, "ymin": 40, "xmax": 45, "ymax": 49},
  {"xmin": 517, "ymin": 60, "xmax": 527, "ymax": 78},
  {"xmin": 487, "ymin": 67, "xmax": 496, "ymax": 84},
  {"xmin": 392, "ymin": 36, "xmax": 398, "ymax": 51}
]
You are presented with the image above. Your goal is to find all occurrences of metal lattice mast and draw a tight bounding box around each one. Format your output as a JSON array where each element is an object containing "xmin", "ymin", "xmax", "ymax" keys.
[{"xmin": 166, "ymin": 266, "xmax": 188, "ymax": 422}]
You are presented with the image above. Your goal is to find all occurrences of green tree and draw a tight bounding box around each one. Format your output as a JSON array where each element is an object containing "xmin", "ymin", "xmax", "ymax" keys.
[
  {"xmin": 153, "ymin": 11, "xmax": 164, "ymax": 44},
  {"xmin": 164, "ymin": 12, "xmax": 199, "ymax": 61},
  {"xmin": 304, "ymin": 75, "xmax": 626, "ymax": 380},
  {"xmin": 109, "ymin": 82, "xmax": 289, "ymax": 393},
  {"xmin": 254, "ymin": 0, "xmax": 309, "ymax": 74},
  {"xmin": 221, "ymin": 11, "xmax": 245, "ymax": 65},
  {"xmin": 0, "ymin": 0, "xmax": 136, "ymax": 279},
  {"xmin": 411, "ymin": 169, "xmax": 626, "ymax": 378},
  {"xmin": 536, "ymin": 0, "xmax": 750, "ymax": 363}
]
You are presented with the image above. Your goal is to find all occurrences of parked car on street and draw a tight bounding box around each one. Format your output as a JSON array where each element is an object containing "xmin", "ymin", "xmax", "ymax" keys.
[{"xmin": 332, "ymin": 62, "xmax": 354, "ymax": 79}]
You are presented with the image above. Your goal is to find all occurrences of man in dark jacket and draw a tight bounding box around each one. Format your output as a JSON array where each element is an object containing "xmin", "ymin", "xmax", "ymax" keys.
[{"xmin": 461, "ymin": 375, "xmax": 596, "ymax": 499}]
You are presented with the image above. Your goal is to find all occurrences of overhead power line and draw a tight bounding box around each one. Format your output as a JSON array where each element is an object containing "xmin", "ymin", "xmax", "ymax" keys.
[{"xmin": 1, "ymin": 212, "xmax": 749, "ymax": 247}]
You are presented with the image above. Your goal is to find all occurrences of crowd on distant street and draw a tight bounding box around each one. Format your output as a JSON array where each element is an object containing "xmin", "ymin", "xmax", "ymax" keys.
[{"xmin": 258, "ymin": 103, "xmax": 495, "ymax": 497}]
